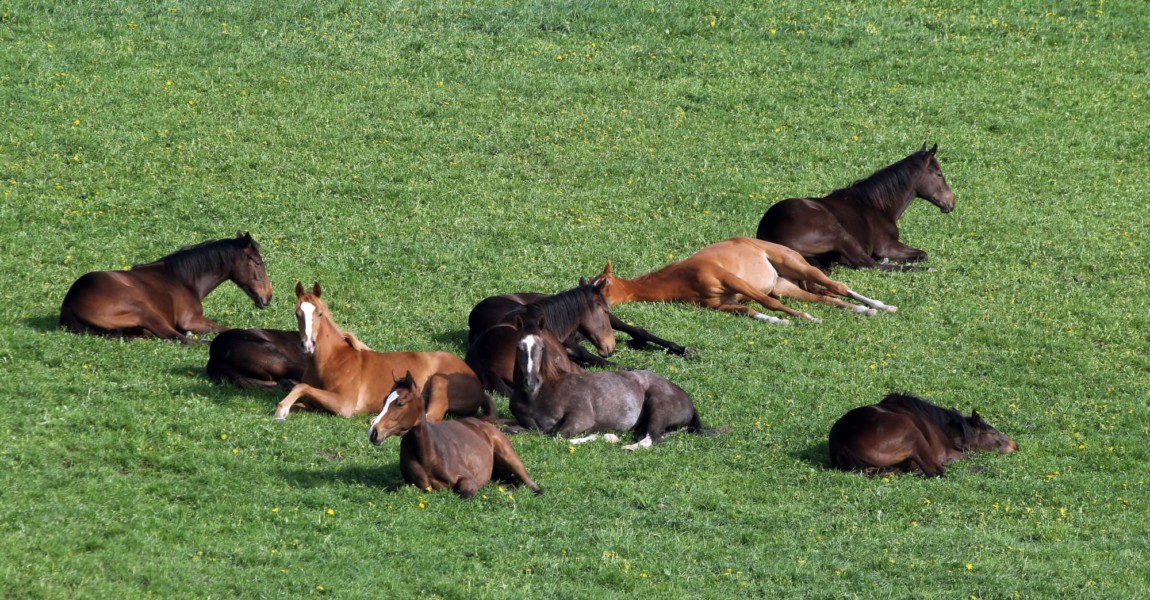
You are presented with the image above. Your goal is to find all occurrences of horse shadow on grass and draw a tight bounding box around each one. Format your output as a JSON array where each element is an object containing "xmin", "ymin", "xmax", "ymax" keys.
[
  {"xmin": 26, "ymin": 314, "xmax": 61, "ymax": 333},
  {"xmin": 279, "ymin": 463, "xmax": 407, "ymax": 491},
  {"xmin": 431, "ymin": 329, "xmax": 470, "ymax": 354},
  {"xmin": 791, "ymin": 441, "xmax": 833, "ymax": 470}
]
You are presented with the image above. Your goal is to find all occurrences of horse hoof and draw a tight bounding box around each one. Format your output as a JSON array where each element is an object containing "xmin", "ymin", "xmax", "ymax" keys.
[
  {"xmin": 602, "ymin": 433, "xmax": 621, "ymax": 443},
  {"xmin": 885, "ymin": 305, "xmax": 898, "ymax": 313},
  {"xmin": 863, "ymin": 308, "xmax": 878, "ymax": 317}
]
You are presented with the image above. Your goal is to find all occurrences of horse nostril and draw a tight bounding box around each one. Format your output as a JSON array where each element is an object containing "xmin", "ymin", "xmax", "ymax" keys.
[{"xmin": 368, "ymin": 428, "xmax": 377, "ymax": 444}]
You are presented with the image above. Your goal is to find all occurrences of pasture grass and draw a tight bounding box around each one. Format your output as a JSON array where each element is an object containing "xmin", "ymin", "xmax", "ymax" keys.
[{"xmin": 1, "ymin": 0, "xmax": 1148, "ymax": 597}]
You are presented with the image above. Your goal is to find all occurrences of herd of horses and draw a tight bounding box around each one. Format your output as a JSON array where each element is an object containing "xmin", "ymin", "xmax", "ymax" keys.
[{"xmin": 57, "ymin": 145, "xmax": 1017, "ymax": 496}]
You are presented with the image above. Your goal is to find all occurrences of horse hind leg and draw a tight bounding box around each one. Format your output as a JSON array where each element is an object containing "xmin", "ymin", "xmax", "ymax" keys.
[
  {"xmin": 772, "ymin": 278, "xmax": 877, "ymax": 316},
  {"xmin": 489, "ymin": 433, "xmax": 543, "ymax": 495}
]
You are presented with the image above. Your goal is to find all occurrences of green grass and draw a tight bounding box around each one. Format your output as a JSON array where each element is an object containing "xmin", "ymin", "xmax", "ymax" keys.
[{"xmin": 2, "ymin": 0, "xmax": 1148, "ymax": 597}]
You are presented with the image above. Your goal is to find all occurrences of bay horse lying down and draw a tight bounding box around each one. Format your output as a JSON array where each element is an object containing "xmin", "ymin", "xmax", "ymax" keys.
[
  {"xmin": 274, "ymin": 282, "xmax": 494, "ymax": 421},
  {"xmin": 59, "ymin": 231, "xmax": 273, "ymax": 343},
  {"xmin": 206, "ymin": 327, "xmax": 370, "ymax": 389},
  {"xmin": 368, "ymin": 372, "xmax": 542, "ymax": 498},
  {"xmin": 828, "ymin": 393, "xmax": 1017, "ymax": 476},
  {"xmin": 512, "ymin": 313, "xmax": 706, "ymax": 451},
  {"xmin": 756, "ymin": 144, "xmax": 954, "ymax": 271},
  {"xmin": 465, "ymin": 281, "xmax": 616, "ymax": 397},
  {"xmin": 591, "ymin": 237, "xmax": 895, "ymax": 324}
]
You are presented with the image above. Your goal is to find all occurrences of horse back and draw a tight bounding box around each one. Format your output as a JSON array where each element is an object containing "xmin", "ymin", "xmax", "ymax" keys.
[
  {"xmin": 467, "ymin": 293, "xmax": 546, "ymax": 344},
  {"xmin": 60, "ymin": 269, "xmax": 182, "ymax": 332},
  {"xmin": 686, "ymin": 237, "xmax": 780, "ymax": 290},
  {"xmin": 400, "ymin": 420, "xmax": 495, "ymax": 485}
]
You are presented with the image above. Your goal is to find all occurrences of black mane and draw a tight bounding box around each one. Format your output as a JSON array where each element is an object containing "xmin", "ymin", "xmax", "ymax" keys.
[
  {"xmin": 879, "ymin": 392, "xmax": 974, "ymax": 441},
  {"xmin": 831, "ymin": 151, "xmax": 926, "ymax": 211},
  {"xmin": 504, "ymin": 283, "xmax": 601, "ymax": 336},
  {"xmin": 135, "ymin": 237, "xmax": 254, "ymax": 281}
]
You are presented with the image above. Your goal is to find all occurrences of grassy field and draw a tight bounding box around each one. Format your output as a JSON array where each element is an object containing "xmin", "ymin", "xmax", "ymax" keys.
[{"xmin": 2, "ymin": 0, "xmax": 1147, "ymax": 597}]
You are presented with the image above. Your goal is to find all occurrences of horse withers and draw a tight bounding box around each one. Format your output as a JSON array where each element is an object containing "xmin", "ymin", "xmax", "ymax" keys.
[
  {"xmin": 828, "ymin": 393, "xmax": 1017, "ymax": 476},
  {"xmin": 368, "ymin": 372, "xmax": 542, "ymax": 498},
  {"xmin": 59, "ymin": 231, "xmax": 272, "ymax": 343},
  {"xmin": 274, "ymin": 282, "xmax": 495, "ymax": 421},
  {"xmin": 511, "ymin": 312, "xmax": 706, "ymax": 451},
  {"xmin": 756, "ymin": 144, "xmax": 954, "ymax": 271}
]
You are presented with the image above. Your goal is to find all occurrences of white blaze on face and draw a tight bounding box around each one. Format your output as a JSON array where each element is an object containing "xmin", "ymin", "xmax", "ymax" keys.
[
  {"xmin": 300, "ymin": 301, "xmax": 317, "ymax": 353},
  {"xmin": 368, "ymin": 390, "xmax": 401, "ymax": 435},
  {"xmin": 519, "ymin": 334, "xmax": 539, "ymax": 377}
]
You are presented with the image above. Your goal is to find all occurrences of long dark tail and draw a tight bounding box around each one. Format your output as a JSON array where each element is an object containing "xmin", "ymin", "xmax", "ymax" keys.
[{"xmin": 480, "ymin": 391, "xmax": 499, "ymax": 419}]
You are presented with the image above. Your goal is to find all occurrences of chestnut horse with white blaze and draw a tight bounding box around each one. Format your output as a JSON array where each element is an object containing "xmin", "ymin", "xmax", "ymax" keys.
[
  {"xmin": 591, "ymin": 237, "xmax": 895, "ymax": 324},
  {"xmin": 274, "ymin": 282, "xmax": 495, "ymax": 421},
  {"xmin": 59, "ymin": 231, "xmax": 272, "ymax": 343},
  {"xmin": 368, "ymin": 372, "xmax": 542, "ymax": 498}
]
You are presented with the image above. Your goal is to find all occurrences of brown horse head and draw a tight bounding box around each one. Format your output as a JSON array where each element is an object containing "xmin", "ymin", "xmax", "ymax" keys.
[
  {"xmin": 915, "ymin": 144, "xmax": 955, "ymax": 214},
  {"xmin": 230, "ymin": 231, "xmax": 273, "ymax": 308},
  {"xmin": 367, "ymin": 371, "xmax": 423, "ymax": 445},
  {"xmin": 963, "ymin": 410, "xmax": 1019, "ymax": 454},
  {"xmin": 512, "ymin": 309, "xmax": 573, "ymax": 399},
  {"xmin": 293, "ymin": 281, "xmax": 326, "ymax": 354},
  {"xmin": 590, "ymin": 259, "xmax": 627, "ymax": 306}
]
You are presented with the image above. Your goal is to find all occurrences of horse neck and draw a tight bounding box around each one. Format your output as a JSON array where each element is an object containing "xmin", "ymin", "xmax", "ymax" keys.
[
  {"xmin": 406, "ymin": 399, "xmax": 436, "ymax": 459},
  {"xmin": 607, "ymin": 269, "xmax": 682, "ymax": 304},
  {"xmin": 311, "ymin": 312, "xmax": 355, "ymax": 363},
  {"xmin": 842, "ymin": 160, "xmax": 920, "ymax": 222}
]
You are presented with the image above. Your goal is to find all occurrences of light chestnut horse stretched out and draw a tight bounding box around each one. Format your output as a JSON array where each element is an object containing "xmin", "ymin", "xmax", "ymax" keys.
[
  {"xmin": 274, "ymin": 282, "xmax": 495, "ymax": 421},
  {"xmin": 591, "ymin": 237, "xmax": 896, "ymax": 324},
  {"xmin": 368, "ymin": 372, "xmax": 542, "ymax": 498}
]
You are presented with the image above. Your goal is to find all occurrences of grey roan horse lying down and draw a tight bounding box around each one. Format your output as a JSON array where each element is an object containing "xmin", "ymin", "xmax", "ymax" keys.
[{"xmin": 510, "ymin": 309, "xmax": 711, "ymax": 450}]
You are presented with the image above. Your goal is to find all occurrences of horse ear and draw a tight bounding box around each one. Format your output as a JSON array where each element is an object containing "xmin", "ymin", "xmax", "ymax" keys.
[
  {"xmin": 928, "ymin": 143, "xmax": 938, "ymax": 156},
  {"xmin": 579, "ymin": 276, "xmax": 587, "ymax": 285},
  {"xmin": 312, "ymin": 282, "xmax": 322, "ymax": 297},
  {"xmin": 971, "ymin": 410, "xmax": 983, "ymax": 423},
  {"xmin": 403, "ymin": 370, "xmax": 415, "ymax": 385},
  {"xmin": 920, "ymin": 142, "xmax": 927, "ymax": 152},
  {"xmin": 295, "ymin": 281, "xmax": 305, "ymax": 297}
]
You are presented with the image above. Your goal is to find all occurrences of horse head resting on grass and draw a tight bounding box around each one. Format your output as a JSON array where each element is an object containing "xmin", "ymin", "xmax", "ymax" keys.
[{"xmin": 828, "ymin": 393, "xmax": 1017, "ymax": 477}]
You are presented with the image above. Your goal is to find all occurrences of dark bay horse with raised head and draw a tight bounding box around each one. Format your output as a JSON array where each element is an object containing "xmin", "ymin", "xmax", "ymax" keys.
[
  {"xmin": 368, "ymin": 372, "xmax": 542, "ymax": 498},
  {"xmin": 206, "ymin": 327, "xmax": 372, "ymax": 389},
  {"xmin": 511, "ymin": 312, "xmax": 704, "ymax": 451},
  {"xmin": 828, "ymin": 393, "xmax": 1017, "ymax": 476},
  {"xmin": 274, "ymin": 282, "xmax": 495, "ymax": 421},
  {"xmin": 756, "ymin": 144, "xmax": 954, "ymax": 271},
  {"xmin": 59, "ymin": 231, "xmax": 273, "ymax": 343},
  {"xmin": 591, "ymin": 237, "xmax": 896, "ymax": 325},
  {"xmin": 466, "ymin": 281, "xmax": 616, "ymax": 396}
]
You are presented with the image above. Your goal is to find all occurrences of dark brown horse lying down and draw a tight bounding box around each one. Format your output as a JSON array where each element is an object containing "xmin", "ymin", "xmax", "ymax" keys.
[
  {"xmin": 368, "ymin": 372, "xmax": 542, "ymax": 498},
  {"xmin": 828, "ymin": 393, "xmax": 1017, "ymax": 476},
  {"xmin": 59, "ymin": 232, "xmax": 272, "ymax": 343},
  {"xmin": 512, "ymin": 312, "xmax": 705, "ymax": 451},
  {"xmin": 756, "ymin": 144, "xmax": 954, "ymax": 271}
]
